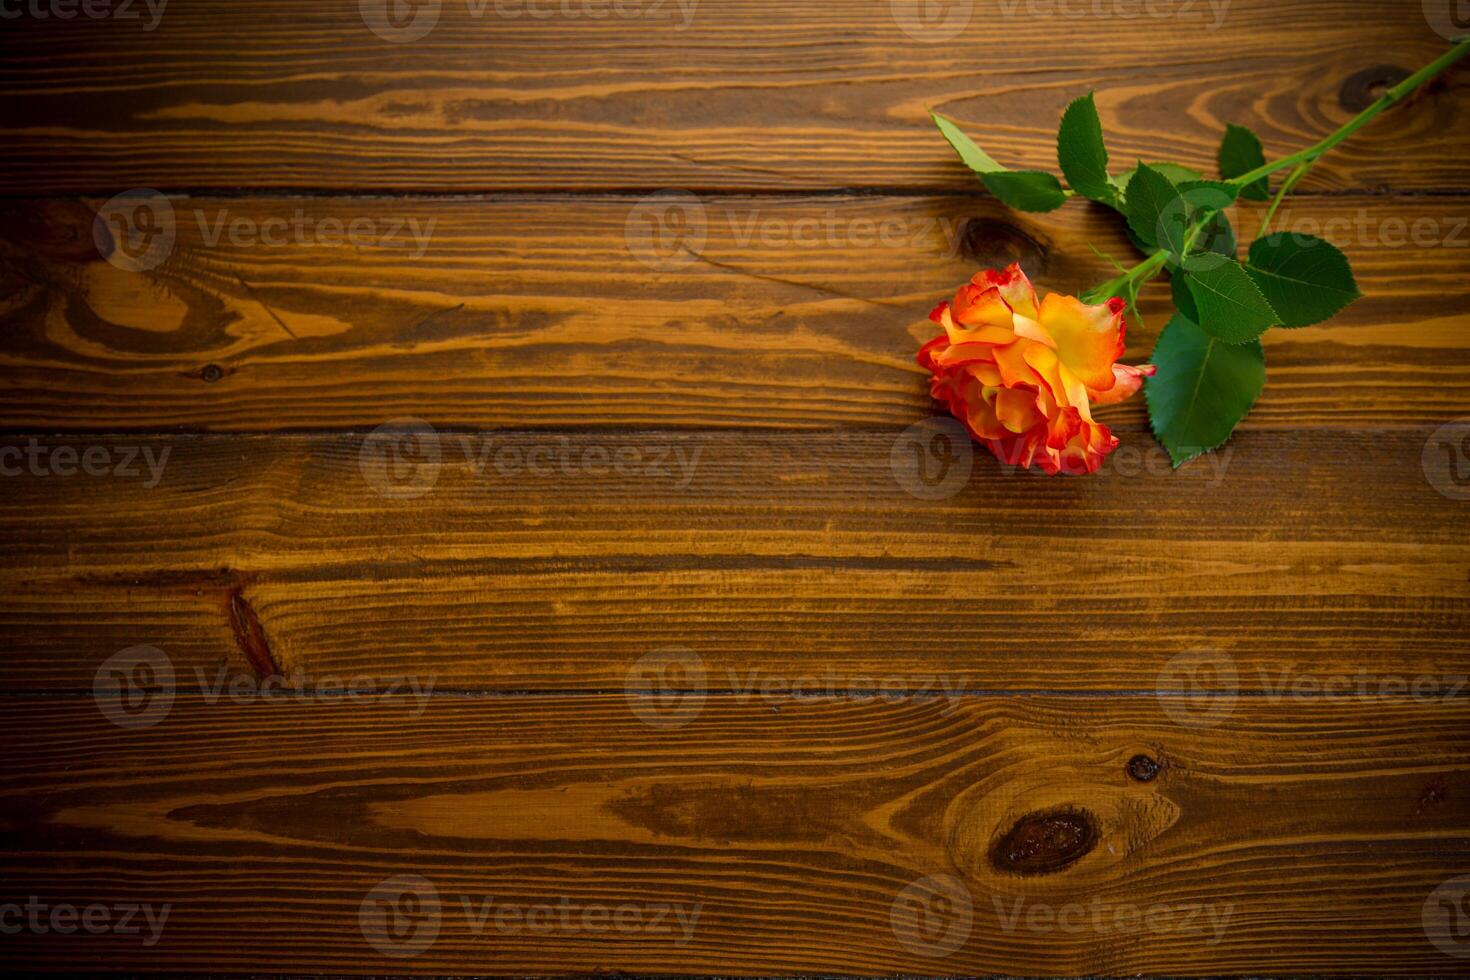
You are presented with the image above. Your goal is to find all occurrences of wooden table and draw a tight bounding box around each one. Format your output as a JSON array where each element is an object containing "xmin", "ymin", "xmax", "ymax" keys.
[{"xmin": 2, "ymin": 1, "xmax": 1469, "ymax": 975}]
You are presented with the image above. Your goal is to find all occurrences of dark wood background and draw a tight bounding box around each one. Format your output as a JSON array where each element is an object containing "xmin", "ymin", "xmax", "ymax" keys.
[{"xmin": 2, "ymin": 0, "xmax": 1468, "ymax": 975}]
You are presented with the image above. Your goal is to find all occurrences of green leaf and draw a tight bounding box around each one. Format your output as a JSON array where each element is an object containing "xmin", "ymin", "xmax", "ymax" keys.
[
  {"xmin": 1146, "ymin": 312, "xmax": 1266, "ymax": 467},
  {"xmin": 1057, "ymin": 92, "xmax": 1116, "ymax": 204},
  {"xmin": 1114, "ymin": 164, "xmax": 1210, "ymax": 231},
  {"xmin": 930, "ymin": 110, "xmax": 1006, "ymax": 174},
  {"xmin": 1218, "ymin": 124, "xmax": 1270, "ymax": 202},
  {"xmin": 1176, "ymin": 179, "xmax": 1240, "ymax": 209},
  {"xmin": 1170, "ymin": 270, "xmax": 1198, "ymax": 322},
  {"xmin": 1195, "ymin": 208, "xmax": 1237, "ymax": 260},
  {"xmin": 1151, "ymin": 162, "xmax": 1206, "ymax": 184},
  {"xmin": 1123, "ymin": 222, "xmax": 1150, "ymax": 254},
  {"xmin": 1245, "ymin": 232, "xmax": 1361, "ymax": 327},
  {"xmin": 930, "ymin": 111, "xmax": 1068, "ymax": 212},
  {"xmin": 1124, "ymin": 163, "xmax": 1182, "ymax": 250},
  {"xmin": 1115, "ymin": 162, "xmax": 1203, "ymax": 193},
  {"xmin": 1170, "ymin": 180, "xmax": 1240, "ymax": 263},
  {"xmin": 1129, "ymin": 174, "xmax": 1239, "ymax": 264},
  {"xmin": 1182, "ymin": 258, "xmax": 1280, "ymax": 343},
  {"xmin": 981, "ymin": 171, "xmax": 1069, "ymax": 212}
]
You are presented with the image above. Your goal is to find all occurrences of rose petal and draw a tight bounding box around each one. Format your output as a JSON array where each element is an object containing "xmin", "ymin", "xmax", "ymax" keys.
[
  {"xmin": 972, "ymin": 263, "xmax": 1040, "ymax": 320},
  {"xmin": 948, "ymin": 284, "xmax": 1017, "ymax": 341},
  {"xmin": 1037, "ymin": 293, "xmax": 1126, "ymax": 392},
  {"xmin": 1010, "ymin": 313, "xmax": 1057, "ymax": 349},
  {"xmin": 1089, "ymin": 362, "xmax": 1157, "ymax": 407}
]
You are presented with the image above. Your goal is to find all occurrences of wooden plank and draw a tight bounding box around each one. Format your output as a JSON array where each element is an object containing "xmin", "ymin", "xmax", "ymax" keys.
[
  {"xmin": 0, "ymin": 694, "xmax": 1466, "ymax": 974},
  {"xmin": 3, "ymin": 428, "xmax": 1466, "ymax": 693},
  {"xmin": 2, "ymin": 194, "xmax": 1467, "ymax": 431},
  {"xmin": 0, "ymin": 1, "xmax": 1466, "ymax": 193}
]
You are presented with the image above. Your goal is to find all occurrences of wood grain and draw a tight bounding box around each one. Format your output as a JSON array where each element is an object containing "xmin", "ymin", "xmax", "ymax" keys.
[
  {"xmin": 3, "ymin": 194, "xmax": 1468, "ymax": 432},
  {"xmin": 4, "ymin": 428, "xmax": 1466, "ymax": 693},
  {"xmin": 1, "ymin": 694, "xmax": 1466, "ymax": 974},
  {"xmin": 4, "ymin": 4, "xmax": 1468, "ymax": 976},
  {"xmin": 1, "ymin": 1, "xmax": 1466, "ymax": 193}
]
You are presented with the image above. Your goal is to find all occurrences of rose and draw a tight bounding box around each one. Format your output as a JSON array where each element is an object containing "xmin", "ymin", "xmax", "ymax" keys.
[
  {"xmin": 916, "ymin": 264, "xmax": 1154, "ymax": 475},
  {"xmin": 931, "ymin": 46, "xmax": 1470, "ymax": 463}
]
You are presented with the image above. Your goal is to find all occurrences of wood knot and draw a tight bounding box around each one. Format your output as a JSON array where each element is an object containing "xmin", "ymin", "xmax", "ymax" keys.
[
  {"xmin": 1127, "ymin": 754, "xmax": 1162, "ymax": 782},
  {"xmin": 958, "ymin": 217, "xmax": 1047, "ymax": 274},
  {"xmin": 989, "ymin": 807, "xmax": 1098, "ymax": 876},
  {"xmin": 199, "ymin": 364, "xmax": 225, "ymax": 384},
  {"xmin": 0, "ymin": 201, "xmax": 101, "ymax": 263},
  {"xmin": 226, "ymin": 587, "xmax": 281, "ymax": 680},
  {"xmin": 1415, "ymin": 776, "xmax": 1448, "ymax": 816},
  {"xmin": 1339, "ymin": 65, "xmax": 1411, "ymax": 112}
]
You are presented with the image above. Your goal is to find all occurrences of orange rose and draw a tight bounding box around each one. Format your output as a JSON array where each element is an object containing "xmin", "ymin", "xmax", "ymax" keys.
[{"xmin": 917, "ymin": 264, "xmax": 1155, "ymax": 475}]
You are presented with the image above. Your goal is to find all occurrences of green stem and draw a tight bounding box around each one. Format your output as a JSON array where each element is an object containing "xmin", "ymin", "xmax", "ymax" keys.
[
  {"xmin": 1082, "ymin": 248, "xmax": 1168, "ymax": 304},
  {"xmin": 1229, "ymin": 38, "xmax": 1470, "ymax": 189},
  {"xmin": 1083, "ymin": 214, "xmax": 1210, "ymax": 304},
  {"xmin": 1257, "ymin": 159, "xmax": 1310, "ymax": 238},
  {"xmin": 1090, "ymin": 38, "xmax": 1470, "ymax": 303}
]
